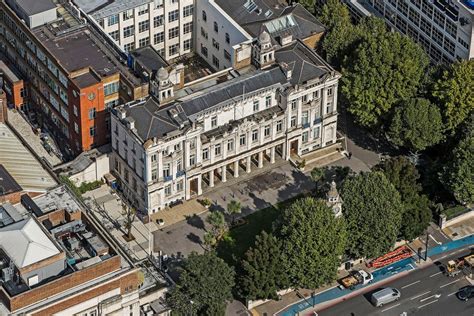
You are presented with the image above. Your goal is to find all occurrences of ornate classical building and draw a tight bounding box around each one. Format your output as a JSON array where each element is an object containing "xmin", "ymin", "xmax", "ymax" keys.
[{"xmin": 110, "ymin": 30, "xmax": 341, "ymax": 214}]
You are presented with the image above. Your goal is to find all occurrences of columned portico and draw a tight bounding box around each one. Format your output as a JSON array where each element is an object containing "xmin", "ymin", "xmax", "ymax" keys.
[
  {"xmin": 258, "ymin": 151, "xmax": 264, "ymax": 168},
  {"xmin": 246, "ymin": 156, "xmax": 252, "ymax": 173},
  {"xmin": 234, "ymin": 160, "xmax": 239, "ymax": 177},
  {"xmin": 270, "ymin": 146, "xmax": 276, "ymax": 164},
  {"xmin": 209, "ymin": 170, "xmax": 214, "ymax": 187},
  {"xmin": 221, "ymin": 165, "xmax": 227, "ymax": 182}
]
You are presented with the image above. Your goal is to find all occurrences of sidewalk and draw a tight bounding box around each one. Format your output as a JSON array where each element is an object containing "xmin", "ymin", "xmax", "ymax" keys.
[{"xmin": 252, "ymin": 234, "xmax": 474, "ymax": 316}]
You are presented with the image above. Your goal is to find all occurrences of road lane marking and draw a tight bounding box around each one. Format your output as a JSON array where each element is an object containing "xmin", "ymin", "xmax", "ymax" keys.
[
  {"xmin": 411, "ymin": 291, "xmax": 431, "ymax": 300},
  {"xmin": 381, "ymin": 303, "xmax": 401, "ymax": 312},
  {"xmin": 440, "ymin": 279, "xmax": 460, "ymax": 288},
  {"xmin": 402, "ymin": 280, "xmax": 421, "ymax": 289},
  {"xmin": 430, "ymin": 272, "xmax": 443, "ymax": 278},
  {"xmin": 448, "ymin": 291, "xmax": 458, "ymax": 297},
  {"xmin": 418, "ymin": 299, "xmax": 438, "ymax": 309},
  {"xmin": 420, "ymin": 294, "xmax": 441, "ymax": 302}
]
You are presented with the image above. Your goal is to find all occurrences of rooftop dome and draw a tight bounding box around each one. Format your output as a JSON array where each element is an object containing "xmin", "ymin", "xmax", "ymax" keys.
[
  {"xmin": 259, "ymin": 30, "xmax": 271, "ymax": 44},
  {"xmin": 157, "ymin": 67, "xmax": 169, "ymax": 81}
]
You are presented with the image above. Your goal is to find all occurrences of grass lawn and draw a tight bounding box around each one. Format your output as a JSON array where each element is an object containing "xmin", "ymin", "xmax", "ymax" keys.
[
  {"xmin": 216, "ymin": 195, "xmax": 303, "ymax": 267},
  {"xmin": 443, "ymin": 205, "xmax": 469, "ymax": 220}
]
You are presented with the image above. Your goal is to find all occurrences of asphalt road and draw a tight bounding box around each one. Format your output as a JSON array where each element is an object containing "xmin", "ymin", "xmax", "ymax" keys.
[{"xmin": 318, "ymin": 249, "xmax": 474, "ymax": 316}]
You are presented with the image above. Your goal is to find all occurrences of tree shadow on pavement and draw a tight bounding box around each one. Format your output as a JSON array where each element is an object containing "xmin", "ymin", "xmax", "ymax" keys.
[{"xmin": 185, "ymin": 214, "xmax": 206, "ymax": 230}]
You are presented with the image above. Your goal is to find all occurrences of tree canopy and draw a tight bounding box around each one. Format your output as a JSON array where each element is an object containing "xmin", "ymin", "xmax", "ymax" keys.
[
  {"xmin": 280, "ymin": 197, "xmax": 346, "ymax": 289},
  {"xmin": 166, "ymin": 252, "xmax": 235, "ymax": 315},
  {"xmin": 341, "ymin": 172, "xmax": 403, "ymax": 258},
  {"xmin": 388, "ymin": 98, "xmax": 444, "ymax": 152},
  {"xmin": 375, "ymin": 157, "xmax": 432, "ymax": 241},
  {"xmin": 441, "ymin": 134, "xmax": 474, "ymax": 204},
  {"xmin": 342, "ymin": 30, "xmax": 429, "ymax": 128},
  {"xmin": 432, "ymin": 60, "xmax": 474, "ymax": 134},
  {"xmin": 239, "ymin": 232, "xmax": 288, "ymax": 301}
]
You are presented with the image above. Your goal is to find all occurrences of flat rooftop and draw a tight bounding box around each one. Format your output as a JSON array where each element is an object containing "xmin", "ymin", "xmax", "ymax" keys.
[
  {"xmin": 73, "ymin": 0, "xmax": 151, "ymax": 19},
  {"xmin": 215, "ymin": 0, "xmax": 325, "ymax": 39},
  {"xmin": 0, "ymin": 123, "xmax": 57, "ymax": 193},
  {"xmin": 0, "ymin": 59, "xmax": 22, "ymax": 83},
  {"xmin": 14, "ymin": 0, "xmax": 56, "ymax": 16},
  {"xmin": 0, "ymin": 164, "xmax": 22, "ymax": 196}
]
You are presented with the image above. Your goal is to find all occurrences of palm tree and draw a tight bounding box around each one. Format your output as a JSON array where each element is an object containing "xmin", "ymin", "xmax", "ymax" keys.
[{"xmin": 226, "ymin": 200, "xmax": 242, "ymax": 225}]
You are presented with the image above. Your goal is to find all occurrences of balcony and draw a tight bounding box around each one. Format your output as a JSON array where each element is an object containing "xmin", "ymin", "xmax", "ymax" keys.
[
  {"xmin": 314, "ymin": 117, "xmax": 322, "ymax": 125},
  {"xmin": 302, "ymin": 122, "xmax": 310, "ymax": 129},
  {"xmin": 164, "ymin": 175, "xmax": 173, "ymax": 182},
  {"xmin": 176, "ymin": 170, "xmax": 185, "ymax": 178}
]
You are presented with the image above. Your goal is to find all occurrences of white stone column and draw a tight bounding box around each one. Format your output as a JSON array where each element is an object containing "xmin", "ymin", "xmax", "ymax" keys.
[
  {"xmin": 185, "ymin": 179, "xmax": 191, "ymax": 200},
  {"xmin": 222, "ymin": 165, "xmax": 227, "ymax": 183},
  {"xmin": 270, "ymin": 146, "xmax": 276, "ymax": 164},
  {"xmin": 258, "ymin": 151, "xmax": 264, "ymax": 168},
  {"xmin": 234, "ymin": 160, "xmax": 239, "ymax": 178},
  {"xmin": 246, "ymin": 156, "xmax": 252, "ymax": 173},
  {"xmin": 197, "ymin": 174, "xmax": 202, "ymax": 195},
  {"xmin": 209, "ymin": 170, "xmax": 214, "ymax": 187}
]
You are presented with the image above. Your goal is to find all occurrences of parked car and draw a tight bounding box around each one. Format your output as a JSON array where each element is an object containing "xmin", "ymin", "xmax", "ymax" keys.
[
  {"xmin": 370, "ymin": 288, "xmax": 401, "ymax": 307},
  {"xmin": 457, "ymin": 285, "xmax": 474, "ymax": 301}
]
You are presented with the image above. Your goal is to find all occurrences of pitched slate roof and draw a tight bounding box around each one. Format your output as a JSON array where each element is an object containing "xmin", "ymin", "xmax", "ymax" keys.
[{"xmin": 275, "ymin": 40, "xmax": 334, "ymax": 85}]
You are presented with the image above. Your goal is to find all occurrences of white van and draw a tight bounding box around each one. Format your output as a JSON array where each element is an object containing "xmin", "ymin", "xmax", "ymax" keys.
[{"xmin": 370, "ymin": 288, "xmax": 401, "ymax": 307}]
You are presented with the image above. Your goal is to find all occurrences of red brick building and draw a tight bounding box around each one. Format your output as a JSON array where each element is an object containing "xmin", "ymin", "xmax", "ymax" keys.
[
  {"xmin": 0, "ymin": 59, "xmax": 25, "ymax": 110},
  {"xmin": 0, "ymin": 0, "xmax": 148, "ymax": 157}
]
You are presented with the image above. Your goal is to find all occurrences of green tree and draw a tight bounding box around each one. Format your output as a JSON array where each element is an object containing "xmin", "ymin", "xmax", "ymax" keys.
[
  {"xmin": 388, "ymin": 98, "xmax": 444, "ymax": 152},
  {"xmin": 341, "ymin": 172, "xmax": 403, "ymax": 258},
  {"xmin": 279, "ymin": 197, "xmax": 346, "ymax": 289},
  {"xmin": 375, "ymin": 157, "xmax": 432, "ymax": 240},
  {"xmin": 318, "ymin": 0, "xmax": 351, "ymax": 29},
  {"xmin": 296, "ymin": 0, "xmax": 316, "ymax": 14},
  {"xmin": 226, "ymin": 200, "xmax": 242, "ymax": 225},
  {"xmin": 342, "ymin": 31, "xmax": 429, "ymax": 128},
  {"xmin": 207, "ymin": 211, "xmax": 227, "ymax": 242},
  {"xmin": 239, "ymin": 232, "xmax": 288, "ymax": 300},
  {"xmin": 432, "ymin": 60, "xmax": 474, "ymax": 134},
  {"xmin": 166, "ymin": 252, "xmax": 235, "ymax": 315},
  {"xmin": 441, "ymin": 134, "xmax": 474, "ymax": 204}
]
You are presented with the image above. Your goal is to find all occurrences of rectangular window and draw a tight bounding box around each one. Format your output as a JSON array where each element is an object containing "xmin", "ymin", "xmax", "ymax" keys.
[
  {"xmin": 214, "ymin": 144, "xmax": 221, "ymax": 156},
  {"xmin": 109, "ymin": 30, "xmax": 119, "ymax": 41},
  {"xmin": 108, "ymin": 14, "xmax": 118, "ymax": 26},
  {"xmin": 177, "ymin": 180, "xmax": 183, "ymax": 192},
  {"xmin": 124, "ymin": 26, "xmax": 135, "ymax": 38},
  {"xmin": 168, "ymin": 9, "xmax": 179, "ymax": 22},
  {"xmin": 227, "ymin": 139, "xmax": 234, "ymax": 152},
  {"xmin": 291, "ymin": 116, "xmax": 296, "ymax": 127},
  {"xmin": 165, "ymin": 185, "xmax": 171, "ymax": 196},
  {"xmin": 184, "ymin": 38, "xmax": 192, "ymax": 51},
  {"xmin": 88, "ymin": 108, "xmax": 96, "ymax": 120},
  {"xmin": 225, "ymin": 32, "xmax": 230, "ymax": 44},
  {"xmin": 184, "ymin": 22, "xmax": 193, "ymax": 34},
  {"xmin": 163, "ymin": 163, "xmax": 170, "ymax": 178},
  {"xmin": 224, "ymin": 50, "xmax": 231, "ymax": 61},
  {"xmin": 302, "ymin": 111, "xmax": 309, "ymax": 126},
  {"xmin": 239, "ymin": 134, "xmax": 246, "ymax": 146},
  {"xmin": 276, "ymin": 120, "xmax": 283, "ymax": 132},
  {"xmin": 154, "ymin": 32, "xmax": 164, "ymax": 44},
  {"xmin": 214, "ymin": 22, "xmax": 218, "ymax": 33},
  {"xmin": 169, "ymin": 26, "xmax": 179, "ymax": 39},
  {"xmin": 169, "ymin": 43, "xmax": 179, "ymax": 56},
  {"xmin": 201, "ymin": 45, "xmax": 208, "ymax": 57},
  {"xmin": 252, "ymin": 129, "xmax": 258, "ymax": 142},
  {"xmin": 327, "ymin": 87, "xmax": 333, "ymax": 96},
  {"xmin": 138, "ymin": 4, "xmax": 148, "ymax": 15},
  {"xmin": 313, "ymin": 126, "xmax": 320, "ymax": 138},
  {"xmin": 154, "ymin": 0, "xmax": 163, "ymax": 8},
  {"xmin": 139, "ymin": 37, "xmax": 149, "ymax": 47},
  {"xmin": 302, "ymin": 131, "xmax": 308, "ymax": 143},
  {"xmin": 151, "ymin": 168, "xmax": 158, "ymax": 181},
  {"xmin": 212, "ymin": 55, "xmax": 219, "ymax": 68},
  {"xmin": 183, "ymin": 4, "xmax": 194, "ymax": 17},
  {"xmin": 265, "ymin": 95, "xmax": 272, "ymax": 108},
  {"xmin": 139, "ymin": 20, "xmax": 150, "ymax": 33},
  {"xmin": 253, "ymin": 100, "xmax": 259, "ymax": 112},
  {"xmin": 264, "ymin": 125, "xmax": 270, "ymax": 137},
  {"xmin": 212, "ymin": 38, "xmax": 220, "ymax": 50},
  {"xmin": 123, "ymin": 9, "xmax": 133, "ymax": 20},
  {"xmin": 291, "ymin": 100, "xmax": 297, "ymax": 110},
  {"xmin": 104, "ymin": 81, "xmax": 119, "ymax": 96},
  {"xmin": 201, "ymin": 27, "xmax": 208, "ymax": 39},
  {"xmin": 124, "ymin": 43, "xmax": 135, "ymax": 52},
  {"xmin": 211, "ymin": 116, "xmax": 217, "ymax": 128},
  {"xmin": 189, "ymin": 154, "xmax": 196, "ymax": 166},
  {"xmin": 326, "ymin": 102, "xmax": 332, "ymax": 114},
  {"xmin": 89, "ymin": 126, "xmax": 96, "ymax": 136},
  {"xmin": 176, "ymin": 158, "xmax": 182, "ymax": 172},
  {"xmin": 154, "ymin": 15, "xmax": 164, "ymax": 28},
  {"xmin": 202, "ymin": 148, "xmax": 209, "ymax": 160}
]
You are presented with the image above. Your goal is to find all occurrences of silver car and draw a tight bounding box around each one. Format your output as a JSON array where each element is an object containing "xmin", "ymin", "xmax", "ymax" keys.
[{"xmin": 370, "ymin": 288, "xmax": 401, "ymax": 307}]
